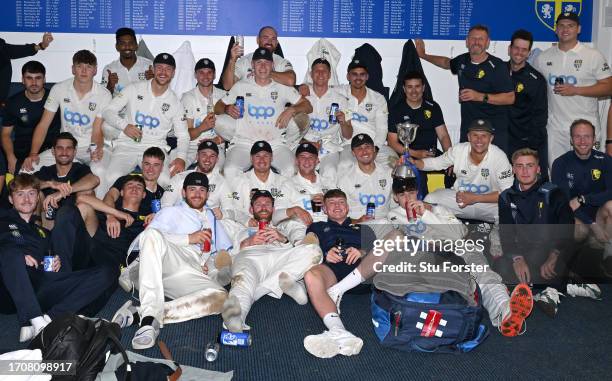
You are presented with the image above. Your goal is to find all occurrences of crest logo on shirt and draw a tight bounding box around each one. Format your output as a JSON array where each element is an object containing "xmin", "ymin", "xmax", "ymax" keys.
[
  {"xmin": 88, "ymin": 102, "xmax": 96, "ymax": 111},
  {"xmin": 162, "ymin": 103, "xmax": 170, "ymax": 113},
  {"xmin": 592, "ymin": 169, "xmax": 601, "ymax": 180},
  {"xmin": 379, "ymin": 179, "xmax": 387, "ymax": 188},
  {"xmin": 365, "ymin": 103, "xmax": 373, "ymax": 112},
  {"xmin": 516, "ymin": 83, "xmax": 525, "ymax": 93},
  {"xmin": 536, "ymin": 1, "xmax": 582, "ymax": 31},
  {"xmin": 19, "ymin": 108, "xmax": 27, "ymax": 114},
  {"xmin": 403, "ymin": 115, "xmax": 410, "ymax": 121},
  {"xmin": 270, "ymin": 187, "xmax": 284, "ymax": 198},
  {"xmin": 574, "ymin": 59, "xmax": 583, "ymax": 70},
  {"xmin": 137, "ymin": 95, "xmax": 144, "ymax": 100},
  {"xmin": 138, "ymin": 72, "xmax": 146, "ymax": 80},
  {"xmin": 477, "ymin": 69, "xmax": 485, "ymax": 79},
  {"xmin": 271, "ymin": 91, "xmax": 278, "ymax": 101},
  {"xmin": 481, "ymin": 168, "xmax": 490, "ymax": 178},
  {"xmin": 424, "ymin": 109, "xmax": 432, "ymax": 119},
  {"xmin": 37, "ymin": 227, "xmax": 46, "ymax": 238}
]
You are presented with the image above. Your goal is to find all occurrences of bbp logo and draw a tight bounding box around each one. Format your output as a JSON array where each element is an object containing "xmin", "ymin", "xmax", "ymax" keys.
[
  {"xmin": 135, "ymin": 111, "xmax": 161, "ymax": 129},
  {"xmin": 248, "ymin": 104, "xmax": 275, "ymax": 119},
  {"xmin": 351, "ymin": 112, "xmax": 368, "ymax": 123},
  {"xmin": 63, "ymin": 108, "xmax": 91, "ymax": 126},
  {"xmin": 457, "ymin": 180, "xmax": 490, "ymax": 194},
  {"xmin": 310, "ymin": 118, "xmax": 330, "ymax": 131},
  {"xmin": 359, "ymin": 193, "xmax": 386, "ymax": 207},
  {"xmin": 548, "ymin": 74, "xmax": 577, "ymax": 86}
]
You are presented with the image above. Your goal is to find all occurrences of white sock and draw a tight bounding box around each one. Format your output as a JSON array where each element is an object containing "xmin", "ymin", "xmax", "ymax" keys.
[
  {"xmin": 323, "ymin": 312, "xmax": 345, "ymax": 331},
  {"xmin": 30, "ymin": 316, "xmax": 48, "ymax": 332},
  {"xmin": 328, "ymin": 269, "xmax": 364, "ymax": 295}
]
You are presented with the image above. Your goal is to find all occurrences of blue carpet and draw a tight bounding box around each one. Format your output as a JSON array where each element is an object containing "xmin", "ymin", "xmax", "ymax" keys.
[{"xmin": 1, "ymin": 285, "xmax": 612, "ymax": 380}]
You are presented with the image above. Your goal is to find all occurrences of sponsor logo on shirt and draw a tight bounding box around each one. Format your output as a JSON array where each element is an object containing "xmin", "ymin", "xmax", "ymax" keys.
[
  {"xmin": 457, "ymin": 180, "xmax": 490, "ymax": 194},
  {"xmin": 135, "ymin": 111, "xmax": 160, "ymax": 129},
  {"xmin": 359, "ymin": 193, "xmax": 386, "ymax": 206},
  {"xmin": 248, "ymin": 105, "xmax": 275, "ymax": 119},
  {"xmin": 351, "ymin": 112, "xmax": 368, "ymax": 123},
  {"xmin": 19, "ymin": 108, "xmax": 27, "ymax": 114},
  {"xmin": 64, "ymin": 108, "xmax": 91, "ymax": 126},
  {"xmin": 310, "ymin": 118, "xmax": 330, "ymax": 131},
  {"xmin": 548, "ymin": 74, "xmax": 577, "ymax": 86}
]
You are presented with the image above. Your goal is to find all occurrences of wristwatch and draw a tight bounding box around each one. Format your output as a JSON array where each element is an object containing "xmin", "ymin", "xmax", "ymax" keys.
[
  {"xmin": 578, "ymin": 195, "xmax": 586, "ymax": 205},
  {"xmin": 482, "ymin": 93, "xmax": 489, "ymax": 103}
]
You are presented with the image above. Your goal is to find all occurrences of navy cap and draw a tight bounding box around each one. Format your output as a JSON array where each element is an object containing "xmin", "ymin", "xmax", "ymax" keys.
[
  {"xmin": 295, "ymin": 142, "xmax": 318, "ymax": 156},
  {"xmin": 153, "ymin": 53, "xmax": 176, "ymax": 68},
  {"xmin": 197, "ymin": 140, "xmax": 219, "ymax": 154},
  {"xmin": 467, "ymin": 119, "xmax": 494, "ymax": 134},
  {"xmin": 351, "ymin": 133, "xmax": 375, "ymax": 149},
  {"xmin": 250, "ymin": 140, "xmax": 273, "ymax": 155},
  {"xmin": 195, "ymin": 58, "xmax": 215, "ymax": 71},
  {"xmin": 556, "ymin": 12, "xmax": 580, "ymax": 25},
  {"xmin": 252, "ymin": 48, "xmax": 273, "ymax": 62},
  {"xmin": 183, "ymin": 172, "xmax": 209, "ymax": 189},
  {"xmin": 347, "ymin": 58, "xmax": 368, "ymax": 72}
]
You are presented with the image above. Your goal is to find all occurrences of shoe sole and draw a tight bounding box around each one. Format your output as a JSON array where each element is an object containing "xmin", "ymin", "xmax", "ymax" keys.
[
  {"xmin": 132, "ymin": 326, "xmax": 158, "ymax": 350},
  {"xmin": 303, "ymin": 336, "xmax": 341, "ymax": 358},
  {"xmin": 501, "ymin": 284, "xmax": 533, "ymax": 337},
  {"xmin": 338, "ymin": 338, "xmax": 364, "ymax": 356}
]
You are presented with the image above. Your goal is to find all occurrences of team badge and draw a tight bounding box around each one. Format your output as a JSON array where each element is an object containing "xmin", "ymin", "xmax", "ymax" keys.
[
  {"xmin": 37, "ymin": 227, "xmax": 46, "ymax": 238},
  {"xmin": 477, "ymin": 69, "xmax": 485, "ymax": 79},
  {"xmin": 379, "ymin": 179, "xmax": 387, "ymax": 188},
  {"xmin": 424, "ymin": 109, "xmax": 432, "ymax": 119},
  {"xmin": 138, "ymin": 72, "xmax": 146, "ymax": 80},
  {"xmin": 481, "ymin": 168, "xmax": 490, "ymax": 178},
  {"xmin": 88, "ymin": 102, "xmax": 96, "ymax": 111},
  {"xmin": 162, "ymin": 103, "xmax": 170, "ymax": 112},
  {"xmin": 365, "ymin": 103, "xmax": 373, "ymax": 112},
  {"xmin": 536, "ymin": 1, "xmax": 582, "ymax": 31},
  {"xmin": 20, "ymin": 108, "xmax": 27, "ymax": 114},
  {"xmin": 323, "ymin": 226, "xmax": 331, "ymax": 233},
  {"xmin": 271, "ymin": 91, "xmax": 278, "ymax": 101},
  {"xmin": 516, "ymin": 83, "xmax": 524, "ymax": 93},
  {"xmin": 592, "ymin": 169, "xmax": 601, "ymax": 180},
  {"xmin": 574, "ymin": 59, "xmax": 583, "ymax": 70}
]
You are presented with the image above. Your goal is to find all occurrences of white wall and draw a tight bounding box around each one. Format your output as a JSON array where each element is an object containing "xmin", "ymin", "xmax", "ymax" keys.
[{"xmin": 2, "ymin": 6, "xmax": 610, "ymax": 141}]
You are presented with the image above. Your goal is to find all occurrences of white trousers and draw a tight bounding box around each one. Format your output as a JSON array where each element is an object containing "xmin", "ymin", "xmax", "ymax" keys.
[
  {"xmin": 133, "ymin": 229, "xmax": 226, "ymax": 326},
  {"xmin": 425, "ymin": 188, "xmax": 499, "ymax": 223},
  {"xmin": 229, "ymin": 243, "xmax": 322, "ymax": 325}
]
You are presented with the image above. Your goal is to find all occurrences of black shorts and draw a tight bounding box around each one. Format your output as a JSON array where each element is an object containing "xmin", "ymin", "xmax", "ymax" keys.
[
  {"xmin": 575, "ymin": 205, "xmax": 598, "ymax": 224},
  {"xmin": 324, "ymin": 258, "xmax": 362, "ymax": 282}
]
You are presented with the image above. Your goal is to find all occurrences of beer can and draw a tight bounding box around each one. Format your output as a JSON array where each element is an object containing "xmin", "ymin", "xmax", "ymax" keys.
[
  {"xmin": 202, "ymin": 228, "xmax": 212, "ymax": 253},
  {"xmin": 234, "ymin": 35, "xmax": 244, "ymax": 48},
  {"xmin": 258, "ymin": 220, "xmax": 268, "ymax": 230},
  {"xmin": 220, "ymin": 330, "xmax": 252, "ymax": 347},
  {"xmin": 554, "ymin": 77, "xmax": 564, "ymax": 85},
  {"xmin": 366, "ymin": 202, "xmax": 376, "ymax": 219},
  {"xmin": 88, "ymin": 143, "xmax": 97, "ymax": 153},
  {"xmin": 43, "ymin": 256, "xmax": 54, "ymax": 272},
  {"xmin": 45, "ymin": 204, "xmax": 57, "ymax": 220},
  {"xmin": 205, "ymin": 341, "xmax": 220, "ymax": 362},
  {"xmin": 329, "ymin": 103, "xmax": 339, "ymax": 124},
  {"xmin": 235, "ymin": 96, "xmax": 244, "ymax": 118},
  {"xmin": 151, "ymin": 199, "xmax": 161, "ymax": 213},
  {"xmin": 134, "ymin": 124, "xmax": 143, "ymax": 142}
]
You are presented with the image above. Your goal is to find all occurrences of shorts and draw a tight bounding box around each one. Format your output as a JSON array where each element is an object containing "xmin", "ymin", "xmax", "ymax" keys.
[{"xmin": 324, "ymin": 258, "xmax": 362, "ymax": 282}]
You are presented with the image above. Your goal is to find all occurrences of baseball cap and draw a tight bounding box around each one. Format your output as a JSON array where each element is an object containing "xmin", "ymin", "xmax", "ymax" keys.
[
  {"xmin": 467, "ymin": 119, "xmax": 494, "ymax": 134},
  {"xmin": 250, "ymin": 189, "xmax": 275, "ymax": 205},
  {"xmin": 295, "ymin": 142, "xmax": 318, "ymax": 156},
  {"xmin": 195, "ymin": 58, "xmax": 215, "ymax": 71},
  {"xmin": 351, "ymin": 133, "xmax": 375, "ymax": 149},
  {"xmin": 153, "ymin": 53, "xmax": 176, "ymax": 68},
  {"xmin": 556, "ymin": 12, "xmax": 580, "ymax": 25},
  {"xmin": 250, "ymin": 140, "xmax": 273, "ymax": 155},
  {"xmin": 183, "ymin": 172, "xmax": 209, "ymax": 189},
  {"xmin": 347, "ymin": 58, "xmax": 368, "ymax": 72},
  {"xmin": 252, "ymin": 48, "xmax": 273, "ymax": 62},
  {"xmin": 197, "ymin": 140, "xmax": 219, "ymax": 154}
]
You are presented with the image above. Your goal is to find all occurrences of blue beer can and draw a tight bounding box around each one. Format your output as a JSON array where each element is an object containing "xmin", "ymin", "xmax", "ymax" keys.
[
  {"xmin": 366, "ymin": 202, "xmax": 376, "ymax": 219},
  {"xmin": 43, "ymin": 256, "xmax": 54, "ymax": 272},
  {"xmin": 235, "ymin": 96, "xmax": 244, "ymax": 118},
  {"xmin": 151, "ymin": 199, "xmax": 161, "ymax": 213},
  {"xmin": 220, "ymin": 330, "xmax": 252, "ymax": 347},
  {"xmin": 329, "ymin": 103, "xmax": 339, "ymax": 124}
]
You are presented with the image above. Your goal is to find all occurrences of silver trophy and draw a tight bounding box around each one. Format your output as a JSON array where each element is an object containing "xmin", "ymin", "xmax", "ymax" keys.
[{"xmin": 392, "ymin": 122, "xmax": 419, "ymax": 178}]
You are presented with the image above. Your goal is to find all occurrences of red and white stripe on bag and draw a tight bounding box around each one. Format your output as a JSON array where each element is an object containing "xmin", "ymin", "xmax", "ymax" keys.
[{"xmin": 416, "ymin": 310, "xmax": 447, "ymax": 338}]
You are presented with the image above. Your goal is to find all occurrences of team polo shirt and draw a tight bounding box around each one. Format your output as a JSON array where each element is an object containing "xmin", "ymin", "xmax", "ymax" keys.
[
  {"xmin": 304, "ymin": 85, "xmax": 350, "ymax": 154},
  {"xmin": 337, "ymin": 85, "xmax": 388, "ymax": 148},
  {"xmin": 44, "ymin": 78, "xmax": 112, "ymax": 147},
  {"xmin": 221, "ymin": 78, "xmax": 301, "ymax": 145},
  {"xmin": 234, "ymin": 52, "xmax": 293, "ymax": 80},
  {"xmin": 35, "ymin": 162, "xmax": 91, "ymax": 198},
  {"xmin": 450, "ymin": 53, "xmax": 513, "ymax": 148},
  {"xmin": 161, "ymin": 167, "xmax": 232, "ymax": 210},
  {"xmin": 229, "ymin": 169, "xmax": 292, "ymax": 214},
  {"xmin": 534, "ymin": 42, "xmax": 611, "ymax": 138},
  {"xmin": 508, "ymin": 61, "xmax": 548, "ymax": 147},
  {"xmin": 2, "ymin": 90, "xmax": 60, "ymax": 159},
  {"xmin": 181, "ymin": 86, "xmax": 227, "ymax": 151},
  {"xmin": 101, "ymin": 56, "xmax": 153, "ymax": 95},
  {"xmin": 422, "ymin": 142, "xmax": 513, "ymax": 194},
  {"xmin": 337, "ymin": 163, "xmax": 393, "ymax": 219},
  {"xmin": 388, "ymin": 99, "xmax": 445, "ymax": 151},
  {"xmin": 102, "ymin": 80, "xmax": 189, "ymax": 159}
]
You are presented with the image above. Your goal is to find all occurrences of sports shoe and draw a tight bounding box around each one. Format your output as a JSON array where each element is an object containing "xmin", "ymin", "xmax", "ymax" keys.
[
  {"xmin": 19, "ymin": 315, "xmax": 51, "ymax": 342},
  {"xmin": 119, "ymin": 259, "xmax": 139, "ymax": 293},
  {"xmin": 534, "ymin": 287, "xmax": 563, "ymax": 318},
  {"xmin": 131, "ymin": 317, "xmax": 160, "ymax": 350},
  {"xmin": 566, "ymin": 283, "xmax": 602, "ymax": 300},
  {"xmin": 112, "ymin": 300, "xmax": 139, "ymax": 328},
  {"xmin": 327, "ymin": 287, "xmax": 344, "ymax": 315},
  {"xmin": 500, "ymin": 283, "xmax": 533, "ymax": 337},
  {"xmin": 303, "ymin": 327, "xmax": 363, "ymax": 358}
]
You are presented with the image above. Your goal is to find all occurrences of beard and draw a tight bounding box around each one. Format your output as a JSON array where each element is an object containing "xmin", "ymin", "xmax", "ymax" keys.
[
  {"xmin": 185, "ymin": 196, "xmax": 206, "ymax": 209},
  {"xmin": 254, "ymin": 209, "xmax": 272, "ymax": 222}
]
